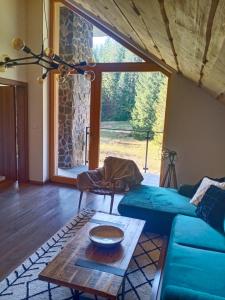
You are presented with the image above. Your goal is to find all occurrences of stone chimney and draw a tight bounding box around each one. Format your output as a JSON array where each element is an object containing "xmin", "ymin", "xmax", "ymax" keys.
[{"xmin": 58, "ymin": 7, "xmax": 93, "ymax": 168}]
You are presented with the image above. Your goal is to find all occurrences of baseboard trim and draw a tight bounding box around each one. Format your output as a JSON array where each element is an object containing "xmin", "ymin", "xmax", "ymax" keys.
[{"xmin": 29, "ymin": 180, "xmax": 50, "ymax": 185}]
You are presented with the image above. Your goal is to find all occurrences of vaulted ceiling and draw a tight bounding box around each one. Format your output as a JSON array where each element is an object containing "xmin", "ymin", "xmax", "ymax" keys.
[{"xmin": 66, "ymin": 0, "xmax": 225, "ymax": 104}]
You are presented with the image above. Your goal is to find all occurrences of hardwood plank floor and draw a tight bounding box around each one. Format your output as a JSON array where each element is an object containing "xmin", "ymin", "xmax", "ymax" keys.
[{"xmin": 0, "ymin": 182, "xmax": 122, "ymax": 280}]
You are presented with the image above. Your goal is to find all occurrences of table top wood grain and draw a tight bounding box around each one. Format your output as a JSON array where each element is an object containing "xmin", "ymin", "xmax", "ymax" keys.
[{"xmin": 39, "ymin": 212, "xmax": 145, "ymax": 299}]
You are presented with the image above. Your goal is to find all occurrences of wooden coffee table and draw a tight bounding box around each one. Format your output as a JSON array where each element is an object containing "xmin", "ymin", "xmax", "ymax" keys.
[{"xmin": 39, "ymin": 212, "xmax": 145, "ymax": 299}]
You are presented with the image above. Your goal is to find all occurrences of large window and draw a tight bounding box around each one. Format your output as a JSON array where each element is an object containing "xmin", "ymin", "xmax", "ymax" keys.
[{"xmin": 49, "ymin": 0, "xmax": 169, "ymax": 185}]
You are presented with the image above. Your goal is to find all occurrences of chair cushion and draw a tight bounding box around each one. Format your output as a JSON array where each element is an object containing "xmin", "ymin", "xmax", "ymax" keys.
[{"xmin": 118, "ymin": 185, "xmax": 196, "ymax": 234}]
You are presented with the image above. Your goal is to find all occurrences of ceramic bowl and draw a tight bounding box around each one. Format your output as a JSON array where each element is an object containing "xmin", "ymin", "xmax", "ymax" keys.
[{"xmin": 89, "ymin": 225, "xmax": 124, "ymax": 247}]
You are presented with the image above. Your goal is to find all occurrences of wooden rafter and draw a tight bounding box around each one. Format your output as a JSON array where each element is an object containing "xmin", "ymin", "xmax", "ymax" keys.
[
  {"xmin": 198, "ymin": 0, "xmax": 219, "ymax": 87},
  {"xmin": 158, "ymin": 0, "xmax": 180, "ymax": 72},
  {"xmin": 201, "ymin": 0, "xmax": 225, "ymax": 98},
  {"xmin": 129, "ymin": 0, "xmax": 164, "ymax": 61},
  {"xmin": 62, "ymin": 0, "xmax": 174, "ymax": 74},
  {"xmin": 111, "ymin": 0, "xmax": 177, "ymax": 69}
]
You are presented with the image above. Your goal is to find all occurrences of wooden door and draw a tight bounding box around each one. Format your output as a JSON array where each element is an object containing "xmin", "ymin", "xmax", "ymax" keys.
[
  {"xmin": 15, "ymin": 85, "xmax": 29, "ymax": 182},
  {"xmin": 0, "ymin": 86, "xmax": 17, "ymax": 180}
]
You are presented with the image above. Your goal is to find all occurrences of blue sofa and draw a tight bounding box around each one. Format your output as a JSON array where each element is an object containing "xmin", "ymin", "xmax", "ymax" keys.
[
  {"xmin": 118, "ymin": 184, "xmax": 196, "ymax": 234},
  {"xmin": 162, "ymin": 215, "xmax": 225, "ymax": 300},
  {"xmin": 118, "ymin": 183, "xmax": 225, "ymax": 299}
]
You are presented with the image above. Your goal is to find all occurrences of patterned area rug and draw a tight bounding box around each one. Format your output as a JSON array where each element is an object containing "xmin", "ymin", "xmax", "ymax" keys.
[{"xmin": 0, "ymin": 210, "xmax": 163, "ymax": 300}]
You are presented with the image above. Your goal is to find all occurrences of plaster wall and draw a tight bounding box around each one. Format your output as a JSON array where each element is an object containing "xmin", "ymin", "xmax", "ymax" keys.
[
  {"xmin": 26, "ymin": 0, "xmax": 49, "ymax": 182},
  {"xmin": 163, "ymin": 73, "xmax": 225, "ymax": 185},
  {"xmin": 0, "ymin": 0, "xmax": 49, "ymax": 182},
  {"xmin": 0, "ymin": 0, "xmax": 27, "ymax": 81}
]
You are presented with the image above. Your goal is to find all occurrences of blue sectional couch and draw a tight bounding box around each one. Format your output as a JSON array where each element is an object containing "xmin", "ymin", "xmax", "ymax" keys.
[
  {"xmin": 118, "ymin": 183, "xmax": 225, "ymax": 299},
  {"xmin": 162, "ymin": 215, "xmax": 225, "ymax": 300},
  {"xmin": 118, "ymin": 184, "xmax": 196, "ymax": 234}
]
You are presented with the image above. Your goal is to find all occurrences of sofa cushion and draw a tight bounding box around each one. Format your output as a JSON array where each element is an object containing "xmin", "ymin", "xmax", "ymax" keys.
[
  {"xmin": 163, "ymin": 285, "xmax": 225, "ymax": 300},
  {"xmin": 118, "ymin": 185, "xmax": 196, "ymax": 234},
  {"xmin": 162, "ymin": 243, "xmax": 225, "ymax": 299},
  {"xmin": 171, "ymin": 215, "xmax": 225, "ymax": 253}
]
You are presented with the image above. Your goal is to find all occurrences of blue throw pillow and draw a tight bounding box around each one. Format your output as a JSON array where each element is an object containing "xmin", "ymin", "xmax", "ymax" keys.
[
  {"xmin": 196, "ymin": 185, "xmax": 225, "ymax": 231},
  {"xmin": 178, "ymin": 176, "xmax": 225, "ymax": 198}
]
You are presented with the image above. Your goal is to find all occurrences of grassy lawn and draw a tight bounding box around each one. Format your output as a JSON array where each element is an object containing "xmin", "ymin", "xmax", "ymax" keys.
[{"xmin": 99, "ymin": 121, "xmax": 163, "ymax": 174}]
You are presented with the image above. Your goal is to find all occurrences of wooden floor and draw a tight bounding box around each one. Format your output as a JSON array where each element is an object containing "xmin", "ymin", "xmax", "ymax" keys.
[{"xmin": 0, "ymin": 181, "xmax": 122, "ymax": 281}]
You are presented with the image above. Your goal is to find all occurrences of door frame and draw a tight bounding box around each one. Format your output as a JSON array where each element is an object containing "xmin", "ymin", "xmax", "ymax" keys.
[{"xmin": 0, "ymin": 77, "xmax": 29, "ymax": 182}]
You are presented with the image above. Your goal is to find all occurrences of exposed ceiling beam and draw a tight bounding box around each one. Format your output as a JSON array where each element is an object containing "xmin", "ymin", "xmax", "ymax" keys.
[
  {"xmin": 158, "ymin": 0, "xmax": 180, "ymax": 73},
  {"xmin": 198, "ymin": 0, "xmax": 219, "ymax": 87},
  {"xmin": 129, "ymin": 0, "xmax": 164, "ymax": 61}
]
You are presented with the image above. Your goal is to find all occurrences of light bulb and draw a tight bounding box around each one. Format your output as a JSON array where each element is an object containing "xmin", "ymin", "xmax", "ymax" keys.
[
  {"xmin": 11, "ymin": 37, "xmax": 25, "ymax": 51},
  {"xmin": 37, "ymin": 76, "xmax": 44, "ymax": 84},
  {"xmin": 1, "ymin": 54, "xmax": 10, "ymax": 62},
  {"xmin": 44, "ymin": 47, "xmax": 54, "ymax": 58},
  {"xmin": 87, "ymin": 57, "xmax": 96, "ymax": 67},
  {"xmin": 58, "ymin": 64, "xmax": 70, "ymax": 78},
  {"xmin": 58, "ymin": 75, "xmax": 67, "ymax": 84},
  {"xmin": 84, "ymin": 70, "xmax": 95, "ymax": 81}
]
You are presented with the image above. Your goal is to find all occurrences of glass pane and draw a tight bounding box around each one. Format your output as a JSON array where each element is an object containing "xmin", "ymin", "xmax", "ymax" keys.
[
  {"xmin": 93, "ymin": 30, "xmax": 143, "ymax": 63},
  {"xmin": 99, "ymin": 72, "xmax": 168, "ymax": 186}
]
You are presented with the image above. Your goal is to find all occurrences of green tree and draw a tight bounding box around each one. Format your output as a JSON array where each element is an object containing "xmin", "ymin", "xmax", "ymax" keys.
[
  {"xmin": 93, "ymin": 37, "xmax": 142, "ymax": 121},
  {"xmin": 115, "ymin": 72, "xmax": 138, "ymax": 120},
  {"xmin": 153, "ymin": 78, "xmax": 168, "ymax": 143},
  {"xmin": 130, "ymin": 72, "xmax": 165, "ymax": 140}
]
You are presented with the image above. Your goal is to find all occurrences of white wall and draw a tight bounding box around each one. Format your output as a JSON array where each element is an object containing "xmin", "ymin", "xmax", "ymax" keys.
[
  {"xmin": 42, "ymin": 0, "xmax": 50, "ymax": 182},
  {"xmin": 163, "ymin": 73, "xmax": 225, "ymax": 185},
  {"xmin": 0, "ymin": 0, "xmax": 27, "ymax": 81},
  {"xmin": 0, "ymin": 0, "xmax": 49, "ymax": 182},
  {"xmin": 26, "ymin": 0, "xmax": 49, "ymax": 182}
]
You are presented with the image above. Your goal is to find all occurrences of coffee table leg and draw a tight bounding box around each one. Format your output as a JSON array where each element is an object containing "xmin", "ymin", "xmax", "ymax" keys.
[
  {"xmin": 74, "ymin": 290, "xmax": 80, "ymax": 299},
  {"xmin": 121, "ymin": 276, "xmax": 126, "ymax": 300}
]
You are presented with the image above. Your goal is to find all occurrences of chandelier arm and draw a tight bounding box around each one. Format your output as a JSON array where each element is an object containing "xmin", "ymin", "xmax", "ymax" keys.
[
  {"xmin": 21, "ymin": 48, "xmax": 87, "ymax": 71},
  {"xmin": 2, "ymin": 38, "xmax": 95, "ymax": 82},
  {"xmin": 38, "ymin": 63, "xmax": 58, "ymax": 71},
  {"xmin": 6, "ymin": 61, "xmax": 42, "ymax": 67},
  {"xmin": 30, "ymin": 52, "xmax": 52, "ymax": 65},
  {"xmin": 49, "ymin": 54, "xmax": 85, "ymax": 69},
  {"xmin": 3, "ymin": 56, "xmax": 36, "ymax": 63},
  {"xmin": 75, "ymin": 68, "xmax": 85, "ymax": 75}
]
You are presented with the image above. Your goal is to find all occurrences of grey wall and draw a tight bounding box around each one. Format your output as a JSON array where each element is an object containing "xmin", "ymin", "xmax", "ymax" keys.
[{"xmin": 162, "ymin": 73, "xmax": 225, "ymax": 185}]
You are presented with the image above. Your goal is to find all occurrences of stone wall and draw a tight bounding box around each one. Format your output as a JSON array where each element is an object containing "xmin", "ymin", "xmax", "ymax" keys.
[{"xmin": 58, "ymin": 7, "xmax": 93, "ymax": 168}]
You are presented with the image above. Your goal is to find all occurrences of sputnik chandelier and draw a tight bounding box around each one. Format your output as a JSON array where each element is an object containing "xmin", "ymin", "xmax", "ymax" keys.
[{"xmin": 0, "ymin": 38, "xmax": 96, "ymax": 83}]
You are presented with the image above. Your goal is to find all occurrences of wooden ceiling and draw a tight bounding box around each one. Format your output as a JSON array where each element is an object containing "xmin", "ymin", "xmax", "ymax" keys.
[{"xmin": 66, "ymin": 0, "xmax": 225, "ymax": 102}]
